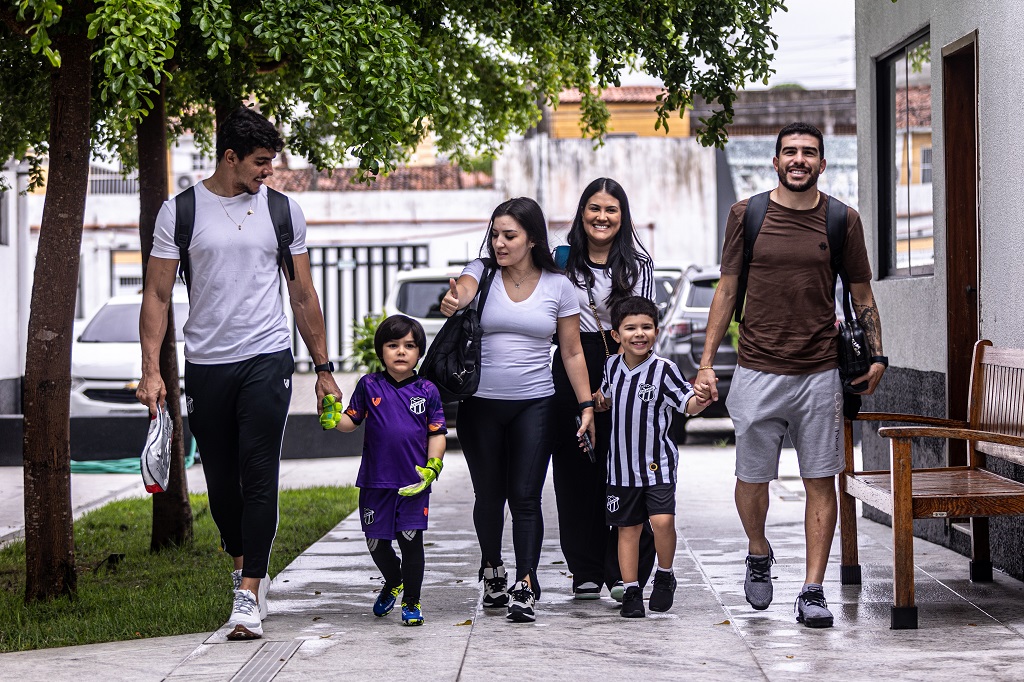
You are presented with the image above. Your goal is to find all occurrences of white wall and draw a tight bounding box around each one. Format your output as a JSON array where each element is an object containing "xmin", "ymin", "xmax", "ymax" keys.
[
  {"xmin": 494, "ymin": 136, "xmax": 719, "ymax": 266},
  {"xmin": 856, "ymin": 0, "xmax": 1024, "ymax": 374},
  {"xmin": 0, "ymin": 167, "xmax": 20, "ymax": 381}
]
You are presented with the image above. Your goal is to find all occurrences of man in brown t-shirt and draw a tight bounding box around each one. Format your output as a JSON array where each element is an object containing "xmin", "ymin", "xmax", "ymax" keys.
[{"xmin": 697, "ymin": 122, "xmax": 886, "ymax": 628}]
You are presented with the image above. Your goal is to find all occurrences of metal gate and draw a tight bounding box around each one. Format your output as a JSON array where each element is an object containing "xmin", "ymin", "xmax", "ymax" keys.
[{"xmin": 290, "ymin": 243, "xmax": 429, "ymax": 370}]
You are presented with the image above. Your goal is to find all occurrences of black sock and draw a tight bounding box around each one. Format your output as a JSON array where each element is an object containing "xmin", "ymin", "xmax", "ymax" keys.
[
  {"xmin": 396, "ymin": 530, "xmax": 425, "ymax": 604},
  {"xmin": 366, "ymin": 537, "xmax": 403, "ymax": 588}
]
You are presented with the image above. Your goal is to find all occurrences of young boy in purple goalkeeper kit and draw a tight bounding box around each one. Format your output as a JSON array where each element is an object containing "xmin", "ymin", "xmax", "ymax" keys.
[{"xmin": 320, "ymin": 315, "xmax": 446, "ymax": 626}]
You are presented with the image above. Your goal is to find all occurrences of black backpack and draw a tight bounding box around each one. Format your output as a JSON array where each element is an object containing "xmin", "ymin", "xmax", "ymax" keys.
[
  {"xmin": 419, "ymin": 263, "xmax": 497, "ymax": 403},
  {"xmin": 174, "ymin": 185, "xmax": 296, "ymax": 293}
]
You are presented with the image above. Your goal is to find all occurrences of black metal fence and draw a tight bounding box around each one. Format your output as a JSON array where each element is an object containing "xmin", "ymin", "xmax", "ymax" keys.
[{"xmin": 291, "ymin": 243, "xmax": 429, "ymax": 370}]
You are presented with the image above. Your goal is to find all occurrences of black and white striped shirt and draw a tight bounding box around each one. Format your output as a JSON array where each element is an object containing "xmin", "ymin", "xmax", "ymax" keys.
[{"xmin": 602, "ymin": 353, "xmax": 694, "ymax": 487}]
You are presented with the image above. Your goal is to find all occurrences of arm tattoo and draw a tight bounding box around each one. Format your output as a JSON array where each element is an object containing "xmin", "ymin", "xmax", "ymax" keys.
[{"xmin": 855, "ymin": 303, "xmax": 883, "ymax": 355}]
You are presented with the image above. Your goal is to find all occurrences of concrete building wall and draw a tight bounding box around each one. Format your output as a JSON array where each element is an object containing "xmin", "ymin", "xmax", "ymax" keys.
[
  {"xmin": 494, "ymin": 136, "xmax": 718, "ymax": 266},
  {"xmin": 856, "ymin": 0, "xmax": 1024, "ymax": 577}
]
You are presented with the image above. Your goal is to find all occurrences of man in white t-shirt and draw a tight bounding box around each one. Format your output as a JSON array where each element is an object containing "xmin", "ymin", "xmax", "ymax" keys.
[{"xmin": 137, "ymin": 107, "xmax": 340, "ymax": 641}]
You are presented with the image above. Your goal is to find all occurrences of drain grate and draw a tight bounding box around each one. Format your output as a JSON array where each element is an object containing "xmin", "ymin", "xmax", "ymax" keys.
[{"xmin": 230, "ymin": 639, "xmax": 302, "ymax": 682}]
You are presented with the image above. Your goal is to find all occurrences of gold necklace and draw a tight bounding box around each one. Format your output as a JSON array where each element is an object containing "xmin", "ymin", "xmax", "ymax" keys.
[{"xmin": 217, "ymin": 194, "xmax": 256, "ymax": 230}]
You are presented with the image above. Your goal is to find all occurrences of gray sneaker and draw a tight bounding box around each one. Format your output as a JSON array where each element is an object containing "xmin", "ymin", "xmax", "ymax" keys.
[
  {"xmin": 744, "ymin": 544, "xmax": 775, "ymax": 610},
  {"xmin": 795, "ymin": 586, "xmax": 834, "ymax": 628}
]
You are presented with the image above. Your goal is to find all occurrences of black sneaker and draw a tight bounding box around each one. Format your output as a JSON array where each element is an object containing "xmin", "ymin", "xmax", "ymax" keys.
[
  {"xmin": 506, "ymin": 580, "xmax": 536, "ymax": 623},
  {"xmin": 481, "ymin": 565, "xmax": 509, "ymax": 608},
  {"xmin": 620, "ymin": 585, "xmax": 645, "ymax": 618},
  {"xmin": 649, "ymin": 570, "xmax": 677, "ymax": 612},
  {"xmin": 795, "ymin": 586, "xmax": 834, "ymax": 628},
  {"xmin": 744, "ymin": 543, "xmax": 775, "ymax": 610}
]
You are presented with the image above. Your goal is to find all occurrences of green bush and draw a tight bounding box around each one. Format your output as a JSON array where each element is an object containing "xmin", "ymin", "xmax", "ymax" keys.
[{"xmin": 348, "ymin": 312, "xmax": 386, "ymax": 373}]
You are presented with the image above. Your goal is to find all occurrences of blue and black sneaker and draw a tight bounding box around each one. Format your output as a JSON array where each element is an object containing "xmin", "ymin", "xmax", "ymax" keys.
[
  {"xmin": 373, "ymin": 582, "xmax": 403, "ymax": 617},
  {"xmin": 402, "ymin": 602, "xmax": 424, "ymax": 626}
]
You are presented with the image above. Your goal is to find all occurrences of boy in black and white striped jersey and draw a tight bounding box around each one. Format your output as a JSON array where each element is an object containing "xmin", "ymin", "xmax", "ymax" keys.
[{"xmin": 594, "ymin": 296, "xmax": 713, "ymax": 618}]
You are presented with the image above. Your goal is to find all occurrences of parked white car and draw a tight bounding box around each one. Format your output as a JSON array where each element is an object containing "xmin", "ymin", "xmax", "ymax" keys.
[
  {"xmin": 382, "ymin": 265, "xmax": 465, "ymax": 352},
  {"xmin": 70, "ymin": 294, "xmax": 188, "ymax": 417}
]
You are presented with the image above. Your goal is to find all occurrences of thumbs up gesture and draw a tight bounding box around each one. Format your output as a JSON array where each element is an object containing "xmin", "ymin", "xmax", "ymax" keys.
[{"xmin": 440, "ymin": 278, "xmax": 460, "ymax": 317}]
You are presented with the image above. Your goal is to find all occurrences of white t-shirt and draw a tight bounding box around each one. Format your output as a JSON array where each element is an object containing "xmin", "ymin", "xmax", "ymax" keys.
[
  {"xmin": 462, "ymin": 258, "xmax": 580, "ymax": 400},
  {"xmin": 152, "ymin": 182, "xmax": 308, "ymax": 364},
  {"xmin": 571, "ymin": 258, "xmax": 655, "ymax": 332}
]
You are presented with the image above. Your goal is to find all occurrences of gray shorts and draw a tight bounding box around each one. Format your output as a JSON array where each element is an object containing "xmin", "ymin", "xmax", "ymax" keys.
[{"xmin": 726, "ymin": 366, "xmax": 844, "ymax": 483}]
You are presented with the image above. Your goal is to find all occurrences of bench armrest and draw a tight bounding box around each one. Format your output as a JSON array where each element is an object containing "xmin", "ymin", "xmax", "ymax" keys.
[
  {"xmin": 878, "ymin": 426, "xmax": 1024, "ymax": 449},
  {"xmin": 852, "ymin": 412, "xmax": 968, "ymax": 428}
]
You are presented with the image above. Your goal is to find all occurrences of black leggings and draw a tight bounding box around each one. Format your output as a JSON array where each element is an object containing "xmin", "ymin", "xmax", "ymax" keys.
[
  {"xmin": 458, "ymin": 396, "xmax": 553, "ymax": 597},
  {"xmin": 184, "ymin": 349, "xmax": 293, "ymax": 578},
  {"xmin": 367, "ymin": 531, "xmax": 425, "ymax": 604},
  {"xmin": 551, "ymin": 334, "xmax": 656, "ymax": 589}
]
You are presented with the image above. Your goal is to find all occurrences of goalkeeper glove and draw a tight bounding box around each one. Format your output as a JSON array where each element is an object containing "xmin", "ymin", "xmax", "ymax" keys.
[
  {"xmin": 398, "ymin": 457, "xmax": 443, "ymax": 496},
  {"xmin": 320, "ymin": 394, "xmax": 343, "ymax": 430}
]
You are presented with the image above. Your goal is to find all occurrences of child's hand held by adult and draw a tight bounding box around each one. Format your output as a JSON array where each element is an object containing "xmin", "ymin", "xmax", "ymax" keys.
[{"xmin": 320, "ymin": 394, "xmax": 343, "ymax": 430}]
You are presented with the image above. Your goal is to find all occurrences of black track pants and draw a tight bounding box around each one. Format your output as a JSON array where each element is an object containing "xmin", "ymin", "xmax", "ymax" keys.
[
  {"xmin": 185, "ymin": 348, "xmax": 293, "ymax": 578},
  {"xmin": 458, "ymin": 396, "xmax": 553, "ymax": 596}
]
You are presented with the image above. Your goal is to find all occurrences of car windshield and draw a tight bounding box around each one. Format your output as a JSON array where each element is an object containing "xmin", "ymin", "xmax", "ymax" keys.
[
  {"xmin": 79, "ymin": 302, "xmax": 188, "ymax": 343},
  {"xmin": 395, "ymin": 281, "xmax": 450, "ymax": 319},
  {"xmin": 687, "ymin": 279, "xmax": 719, "ymax": 308}
]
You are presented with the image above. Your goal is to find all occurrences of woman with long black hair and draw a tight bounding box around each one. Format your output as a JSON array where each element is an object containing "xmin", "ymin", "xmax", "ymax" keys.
[
  {"xmin": 550, "ymin": 177, "xmax": 657, "ymax": 601},
  {"xmin": 439, "ymin": 196, "xmax": 595, "ymax": 623}
]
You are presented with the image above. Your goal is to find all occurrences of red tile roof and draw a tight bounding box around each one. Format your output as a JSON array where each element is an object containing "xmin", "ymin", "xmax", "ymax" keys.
[
  {"xmin": 558, "ymin": 86, "xmax": 667, "ymax": 104},
  {"xmin": 265, "ymin": 165, "xmax": 493, "ymax": 192}
]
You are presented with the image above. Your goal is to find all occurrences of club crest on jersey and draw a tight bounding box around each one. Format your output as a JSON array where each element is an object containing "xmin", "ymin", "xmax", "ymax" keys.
[
  {"xmin": 372, "ymin": 397, "xmax": 382, "ymax": 406},
  {"xmin": 409, "ymin": 396, "xmax": 426, "ymax": 415},
  {"xmin": 362, "ymin": 507, "xmax": 375, "ymax": 525},
  {"xmin": 606, "ymin": 495, "xmax": 620, "ymax": 513},
  {"xmin": 637, "ymin": 383, "xmax": 656, "ymax": 402}
]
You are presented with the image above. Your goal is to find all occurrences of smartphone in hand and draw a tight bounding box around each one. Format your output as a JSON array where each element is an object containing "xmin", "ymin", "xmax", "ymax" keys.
[{"xmin": 575, "ymin": 415, "xmax": 595, "ymax": 463}]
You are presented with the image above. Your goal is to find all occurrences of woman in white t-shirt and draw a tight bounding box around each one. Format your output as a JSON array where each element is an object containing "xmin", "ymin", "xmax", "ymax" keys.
[
  {"xmin": 439, "ymin": 197, "xmax": 595, "ymax": 624},
  {"xmin": 550, "ymin": 178, "xmax": 657, "ymax": 602}
]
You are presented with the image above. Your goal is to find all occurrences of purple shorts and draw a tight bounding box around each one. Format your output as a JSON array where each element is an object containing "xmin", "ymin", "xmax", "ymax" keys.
[{"xmin": 359, "ymin": 487, "xmax": 430, "ymax": 539}]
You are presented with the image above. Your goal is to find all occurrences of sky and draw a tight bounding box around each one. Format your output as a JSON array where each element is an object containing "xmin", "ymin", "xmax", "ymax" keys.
[{"xmin": 621, "ymin": 0, "xmax": 856, "ymax": 90}]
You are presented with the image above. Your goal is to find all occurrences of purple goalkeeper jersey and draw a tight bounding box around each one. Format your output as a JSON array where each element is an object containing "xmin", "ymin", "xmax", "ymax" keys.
[{"xmin": 345, "ymin": 372, "xmax": 447, "ymax": 488}]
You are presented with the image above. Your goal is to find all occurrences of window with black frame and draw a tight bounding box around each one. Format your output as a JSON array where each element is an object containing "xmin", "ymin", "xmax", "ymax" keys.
[{"xmin": 877, "ymin": 31, "xmax": 934, "ymax": 277}]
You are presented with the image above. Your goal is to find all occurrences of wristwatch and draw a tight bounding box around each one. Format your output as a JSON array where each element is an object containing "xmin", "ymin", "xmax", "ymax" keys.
[
  {"xmin": 871, "ymin": 355, "xmax": 889, "ymax": 368},
  {"xmin": 313, "ymin": 361, "xmax": 335, "ymax": 373}
]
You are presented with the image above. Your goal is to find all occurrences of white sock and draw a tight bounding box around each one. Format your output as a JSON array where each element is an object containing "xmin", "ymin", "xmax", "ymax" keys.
[
  {"xmin": 624, "ymin": 581, "xmax": 639, "ymax": 590},
  {"xmin": 802, "ymin": 582, "xmax": 823, "ymax": 593},
  {"xmin": 657, "ymin": 566, "xmax": 673, "ymax": 574}
]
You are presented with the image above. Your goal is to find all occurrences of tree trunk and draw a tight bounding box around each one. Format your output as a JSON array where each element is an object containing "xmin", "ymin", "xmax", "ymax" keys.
[
  {"xmin": 138, "ymin": 79, "xmax": 193, "ymax": 551},
  {"xmin": 22, "ymin": 20, "xmax": 93, "ymax": 603}
]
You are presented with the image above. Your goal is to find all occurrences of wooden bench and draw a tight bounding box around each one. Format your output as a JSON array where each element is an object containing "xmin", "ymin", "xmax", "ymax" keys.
[{"xmin": 838, "ymin": 340, "xmax": 1024, "ymax": 629}]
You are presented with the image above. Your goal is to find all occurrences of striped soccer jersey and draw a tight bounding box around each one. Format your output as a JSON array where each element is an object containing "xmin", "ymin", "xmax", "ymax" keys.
[{"xmin": 602, "ymin": 353, "xmax": 694, "ymax": 487}]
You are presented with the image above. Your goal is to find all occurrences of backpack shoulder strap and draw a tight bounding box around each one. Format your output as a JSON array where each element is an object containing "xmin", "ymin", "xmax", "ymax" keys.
[
  {"xmin": 825, "ymin": 194, "xmax": 854, "ymax": 319},
  {"xmin": 553, "ymin": 245, "xmax": 570, "ymax": 270},
  {"xmin": 267, "ymin": 187, "xmax": 295, "ymax": 281},
  {"xmin": 734, "ymin": 191, "xmax": 771, "ymax": 323},
  {"xmin": 174, "ymin": 187, "xmax": 196, "ymax": 293},
  {"xmin": 825, "ymin": 194, "xmax": 849, "ymax": 279}
]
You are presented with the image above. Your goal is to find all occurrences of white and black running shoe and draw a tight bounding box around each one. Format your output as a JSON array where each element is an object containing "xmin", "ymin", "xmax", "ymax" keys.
[
  {"xmin": 506, "ymin": 580, "xmax": 536, "ymax": 623},
  {"xmin": 226, "ymin": 589, "xmax": 263, "ymax": 640},
  {"xmin": 481, "ymin": 565, "xmax": 509, "ymax": 608}
]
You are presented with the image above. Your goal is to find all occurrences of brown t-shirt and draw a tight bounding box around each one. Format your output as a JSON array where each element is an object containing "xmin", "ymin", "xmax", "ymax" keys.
[{"xmin": 720, "ymin": 194, "xmax": 872, "ymax": 375}]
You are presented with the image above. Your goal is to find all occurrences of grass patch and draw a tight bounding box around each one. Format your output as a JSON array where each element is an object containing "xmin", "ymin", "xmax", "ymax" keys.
[{"xmin": 0, "ymin": 486, "xmax": 357, "ymax": 652}]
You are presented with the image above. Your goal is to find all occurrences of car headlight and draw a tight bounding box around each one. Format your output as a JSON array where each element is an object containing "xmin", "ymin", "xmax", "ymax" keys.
[{"xmin": 70, "ymin": 377, "xmax": 86, "ymax": 392}]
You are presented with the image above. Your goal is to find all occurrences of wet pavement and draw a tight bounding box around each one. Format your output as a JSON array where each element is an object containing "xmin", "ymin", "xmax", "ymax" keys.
[{"xmin": 3, "ymin": 420, "xmax": 1024, "ymax": 680}]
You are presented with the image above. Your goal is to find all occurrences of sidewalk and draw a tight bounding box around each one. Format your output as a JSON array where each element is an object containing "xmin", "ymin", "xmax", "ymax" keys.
[{"xmin": 4, "ymin": 437, "xmax": 1024, "ymax": 680}]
